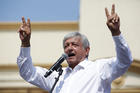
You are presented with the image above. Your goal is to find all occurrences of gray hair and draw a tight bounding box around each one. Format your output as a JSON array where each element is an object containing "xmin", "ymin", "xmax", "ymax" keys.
[{"xmin": 63, "ymin": 32, "xmax": 90, "ymax": 49}]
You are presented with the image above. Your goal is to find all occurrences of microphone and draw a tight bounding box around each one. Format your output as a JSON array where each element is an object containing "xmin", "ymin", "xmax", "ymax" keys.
[{"xmin": 44, "ymin": 53, "xmax": 68, "ymax": 78}]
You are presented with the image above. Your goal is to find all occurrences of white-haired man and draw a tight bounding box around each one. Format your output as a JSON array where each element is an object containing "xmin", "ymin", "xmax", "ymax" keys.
[{"xmin": 17, "ymin": 4, "xmax": 133, "ymax": 93}]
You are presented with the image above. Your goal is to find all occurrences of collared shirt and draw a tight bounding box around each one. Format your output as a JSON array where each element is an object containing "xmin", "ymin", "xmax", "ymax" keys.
[{"xmin": 17, "ymin": 34, "xmax": 133, "ymax": 93}]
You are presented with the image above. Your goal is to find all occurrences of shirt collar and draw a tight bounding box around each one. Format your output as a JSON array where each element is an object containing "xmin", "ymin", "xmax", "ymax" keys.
[
  {"xmin": 78, "ymin": 58, "xmax": 88, "ymax": 69},
  {"xmin": 66, "ymin": 58, "xmax": 89, "ymax": 72}
]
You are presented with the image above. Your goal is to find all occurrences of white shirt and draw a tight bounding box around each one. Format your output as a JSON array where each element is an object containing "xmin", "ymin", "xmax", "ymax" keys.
[{"xmin": 17, "ymin": 34, "xmax": 133, "ymax": 93}]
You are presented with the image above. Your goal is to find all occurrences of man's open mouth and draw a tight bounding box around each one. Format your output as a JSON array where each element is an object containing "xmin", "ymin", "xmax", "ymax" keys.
[{"xmin": 68, "ymin": 53, "xmax": 75, "ymax": 57}]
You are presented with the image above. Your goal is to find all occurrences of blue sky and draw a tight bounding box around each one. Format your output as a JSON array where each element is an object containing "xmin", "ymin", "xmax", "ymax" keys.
[{"xmin": 0, "ymin": 0, "xmax": 80, "ymax": 22}]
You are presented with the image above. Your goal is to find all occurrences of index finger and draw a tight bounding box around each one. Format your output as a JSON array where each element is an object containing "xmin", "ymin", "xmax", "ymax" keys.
[
  {"xmin": 105, "ymin": 8, "xmax": 110, "ymax": 18},
  {"xmin": 22, "ymin": 16, "xmax": 26, "ymax": 26}
]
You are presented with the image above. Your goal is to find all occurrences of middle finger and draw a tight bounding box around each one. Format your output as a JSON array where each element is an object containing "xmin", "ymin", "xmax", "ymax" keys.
[{"xmin": 111, "ymin": 4, "xmax": 115, "ymax": 15}]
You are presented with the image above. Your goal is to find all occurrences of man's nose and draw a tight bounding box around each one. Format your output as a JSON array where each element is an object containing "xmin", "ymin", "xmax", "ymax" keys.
[{"xmin": 67, "ymin": 45, "xmax": 73, "ymax": 51}]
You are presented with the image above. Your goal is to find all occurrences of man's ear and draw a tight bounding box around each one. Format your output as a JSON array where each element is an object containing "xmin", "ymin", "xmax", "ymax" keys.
[{"xmin": 85, "ymin": 47, "xmax": 90, "ymax": 57}]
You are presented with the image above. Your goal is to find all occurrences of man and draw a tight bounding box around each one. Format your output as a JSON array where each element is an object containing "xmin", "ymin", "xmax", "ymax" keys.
[{"xmin": 17, "ymin": 4, "xmax": 133, "ymax": 93}]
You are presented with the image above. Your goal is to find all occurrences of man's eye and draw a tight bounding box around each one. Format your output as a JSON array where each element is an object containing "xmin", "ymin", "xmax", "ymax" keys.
[
  {"xmin": 73, "ymin": 43, "xmax": 78, "ymax": 46},
  {"xmin": 64, "ymin": 45, "xmax": 68, "ymax": 48}
]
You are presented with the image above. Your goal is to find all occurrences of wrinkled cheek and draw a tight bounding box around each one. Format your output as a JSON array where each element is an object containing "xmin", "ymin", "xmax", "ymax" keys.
[
  {"xmin": 77, "ymin": 54, "xmax": 83, "ymax": 60},
  {"xmin": 67, "ymin": 58, "xmax": 74, "ymax": 62},
  {"xmin": 66, "ymin": 58, "xmax": 76, "ymax": 64},
  {"xmin": 64, "ymin": 50, "xmax": 67, "ymax": 54}
]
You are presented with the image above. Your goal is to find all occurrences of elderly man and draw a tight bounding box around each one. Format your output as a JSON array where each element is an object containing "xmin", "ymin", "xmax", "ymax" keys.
[{"xmin": 17, "ymin": 4, "xmax": 133, "ymax": 93}]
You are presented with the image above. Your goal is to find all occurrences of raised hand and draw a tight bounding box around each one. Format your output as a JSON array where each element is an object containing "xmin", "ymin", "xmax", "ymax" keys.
[
  {"xmin": 18, "ymin": 17, "xmax": 31, "ymax": 47},
  {"xmin": 105, "ymin": 4, "xmax": 121, "ymax": 36}
]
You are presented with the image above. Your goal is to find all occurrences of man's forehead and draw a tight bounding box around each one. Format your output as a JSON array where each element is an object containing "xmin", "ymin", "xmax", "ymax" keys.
[{"xmin": 65, "ymin": 36, "xmax": 82, "ymax": 43}]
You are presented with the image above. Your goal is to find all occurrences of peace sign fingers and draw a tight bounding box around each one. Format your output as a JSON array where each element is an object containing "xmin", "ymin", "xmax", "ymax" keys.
[
  {"xmin": 105, "ymin": 4, "xmax": 121, "ymax": 36},
  {"xmin": 20, "ymin": 17, "xmax": 31, "ymax": 35},
  {"xmin": 105, "ymin": 4, "xmax": 116, "ymax": 18}
]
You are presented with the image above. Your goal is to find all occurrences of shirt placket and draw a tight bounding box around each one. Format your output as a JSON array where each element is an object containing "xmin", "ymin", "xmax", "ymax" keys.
[{"xmin": 66, "ymin": 67, "xmax": 80, "ymax": 93}]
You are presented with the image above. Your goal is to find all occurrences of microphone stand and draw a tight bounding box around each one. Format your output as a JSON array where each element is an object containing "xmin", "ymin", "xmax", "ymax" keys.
[{"xmin": 50, "ymin": 65, "xmax": 63, "ymax": 93}]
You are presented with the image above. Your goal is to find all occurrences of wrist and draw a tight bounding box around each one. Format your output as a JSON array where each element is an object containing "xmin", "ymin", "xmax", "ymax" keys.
[
  {"xmin": 111, "ymin": 30, "xmax": 121, "ymax": 36},
  {"xmin": 21, "ymin": 41, "xmax": 30, "ymax": 47}
]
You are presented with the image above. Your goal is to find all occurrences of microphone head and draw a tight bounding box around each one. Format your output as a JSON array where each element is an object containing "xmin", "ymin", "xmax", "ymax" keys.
[{"xmin": 62, "ymin": 53, "xmax": 68, "ymax": 59}]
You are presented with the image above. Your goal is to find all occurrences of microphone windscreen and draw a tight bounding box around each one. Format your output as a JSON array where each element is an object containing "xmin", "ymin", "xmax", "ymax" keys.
[{"xmin": 62, "ymin": 53, "xmax": 68, "ymax": 59}]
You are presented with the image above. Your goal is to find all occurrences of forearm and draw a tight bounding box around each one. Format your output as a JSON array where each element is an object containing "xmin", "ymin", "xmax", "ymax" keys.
[
  {"xmin": 113, "ymin": 34, "xmax": 133, "ymax": 67},
  {"xmin": 17, "ymin": 47, "xmax": 44, "ymax": 87},
  {"xmin": 17, "ymin": 47, "xmax": 34, "ymax": 80},
  {"xmin": 108, "ymin": 34, "xmax": 133, "ymax": 81},
  {"xmin": 17, "ymin": 47, "xmax": 52, "ymax": 91}
]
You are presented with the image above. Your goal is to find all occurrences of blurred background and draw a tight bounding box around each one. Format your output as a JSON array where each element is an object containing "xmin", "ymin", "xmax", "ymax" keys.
[{"xmin": 0, "ymin": 0, "xmax": 140, "ymax": 93}]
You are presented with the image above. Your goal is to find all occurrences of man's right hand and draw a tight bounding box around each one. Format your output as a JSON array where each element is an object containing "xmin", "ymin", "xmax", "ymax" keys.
[{"xmin": 18, "ymin": 17, "xmax": 31, "ymax": 47}]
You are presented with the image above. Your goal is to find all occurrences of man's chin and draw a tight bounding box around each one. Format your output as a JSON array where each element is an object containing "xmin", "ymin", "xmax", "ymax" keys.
[{"xmin": 67, "ymin": 58, "xmax": 76, "ymax": 64}]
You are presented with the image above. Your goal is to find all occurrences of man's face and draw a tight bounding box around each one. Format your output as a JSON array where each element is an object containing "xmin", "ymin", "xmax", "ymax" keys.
[{"xmin": 64, "ymin": 36, "xmax": 89, "ymax": 69}]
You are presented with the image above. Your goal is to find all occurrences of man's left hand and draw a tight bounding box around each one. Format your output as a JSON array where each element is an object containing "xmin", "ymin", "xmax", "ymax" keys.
[{"xmin": 105, "ymin": 4, "xmax": 121, "ymax": 36}]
